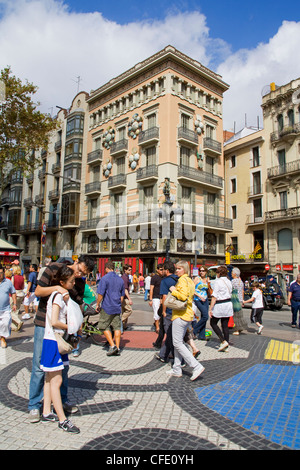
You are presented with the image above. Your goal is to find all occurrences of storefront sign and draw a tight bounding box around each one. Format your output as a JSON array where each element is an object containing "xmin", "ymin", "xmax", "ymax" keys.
[
  {"xmin": 0, "ymin": 251, "xmax": 20, "ymax": 257},
  {"xmin": 276, "ymin": 264, "xmax": 293, "ymax": 271}
]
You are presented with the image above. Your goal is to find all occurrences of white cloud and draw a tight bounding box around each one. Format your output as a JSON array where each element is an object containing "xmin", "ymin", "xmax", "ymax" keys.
[
  {"xmin": 218, "ymin": 21, "xmax": 300, "ymax": 131},
  {"xmin": 0, "ymin": 0, "xmax": 299, "ymax": 132}
]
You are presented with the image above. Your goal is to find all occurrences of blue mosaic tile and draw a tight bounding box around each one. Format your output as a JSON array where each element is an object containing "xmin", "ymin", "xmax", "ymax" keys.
[{"xmin": 195, "ymin": 364, "xmax": 300, "ymax": 449}]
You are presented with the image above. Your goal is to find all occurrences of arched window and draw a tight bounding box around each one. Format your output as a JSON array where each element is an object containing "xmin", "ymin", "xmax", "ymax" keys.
[{"xmin": 277, "ymin": 228, "xmax": 292, "ymax": 250}]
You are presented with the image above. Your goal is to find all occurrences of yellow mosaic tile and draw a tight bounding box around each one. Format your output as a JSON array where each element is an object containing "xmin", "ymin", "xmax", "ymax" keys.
[{"xmin": 265, "ymin": 339, "xmax": 300, "ymax": 363}]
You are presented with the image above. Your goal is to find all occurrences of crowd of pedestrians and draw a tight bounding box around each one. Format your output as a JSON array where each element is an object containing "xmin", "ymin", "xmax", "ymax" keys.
[{"xmin": 1, "ymin": 254, "xmax": 300, "ymax": 436}]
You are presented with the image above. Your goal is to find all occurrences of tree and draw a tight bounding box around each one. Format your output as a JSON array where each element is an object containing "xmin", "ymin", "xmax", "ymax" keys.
[{"xmin": 0, "ymin": 67, "xmax": 57, "ymax": 182}]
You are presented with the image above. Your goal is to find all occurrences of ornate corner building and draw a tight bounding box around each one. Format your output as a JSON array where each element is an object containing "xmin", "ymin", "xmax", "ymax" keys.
[{"xmin": 1, "ymin": 46, "xmax": 232, "ymax": 274}]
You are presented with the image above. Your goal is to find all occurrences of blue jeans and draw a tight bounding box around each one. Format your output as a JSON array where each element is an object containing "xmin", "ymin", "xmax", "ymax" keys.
[
  {"xmin": 291, "ymin": 299, "xmax": 300, "ymax": 326},
  {"xmin": 144, "ymin": 289, "xmax": 149, "ymax": 301},
  {"xmin": 193, "ymin": 298, "xmax": 209, "ymax": 339},
  {"xmin": 28, "ymin": 325, "xmax": 69, "ymax": 411}
]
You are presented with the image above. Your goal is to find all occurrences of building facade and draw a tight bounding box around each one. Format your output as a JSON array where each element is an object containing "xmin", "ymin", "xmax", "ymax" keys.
[
  {"xmin": 262, "ymin": 78, "xmax": 300, "ymax": 279},
  {"xmin": 1, "ymin": 46, "xmax": 232, "ymax": 275},
  {"xmin": 224, "ymin": 127, "xmax": 266, "ymax": 276},
  {"xmin": 83, "ymin": 46, "xmax": 231, "ymax": 274},
  {"xmin": 224, "ymin": 77, "xmax": 300, "ymax": 280}
]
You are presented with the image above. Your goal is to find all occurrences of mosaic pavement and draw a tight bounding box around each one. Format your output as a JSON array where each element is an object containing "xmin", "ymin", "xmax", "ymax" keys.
[{"xmin": 0, "ymin": 326, "xmax": 299, "ymax": 451}]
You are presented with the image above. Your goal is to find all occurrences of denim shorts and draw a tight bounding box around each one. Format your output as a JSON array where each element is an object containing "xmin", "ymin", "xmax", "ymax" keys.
[{"xmin": 97, "ymin": 308, "xmax": 121, "ymax": 332}]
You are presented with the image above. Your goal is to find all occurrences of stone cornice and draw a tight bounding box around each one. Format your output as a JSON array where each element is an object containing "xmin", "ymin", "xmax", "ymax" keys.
[{"xmin": 88, "ymin": 46, "xmax": 229, "ymax": 111}]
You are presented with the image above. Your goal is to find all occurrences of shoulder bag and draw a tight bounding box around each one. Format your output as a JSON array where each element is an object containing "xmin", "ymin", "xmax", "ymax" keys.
[
  {"xmin": 164, "ymin": 277, "xmax": 190, "ymax": 311},
  {"xmin": 48, "ymin": 293, "xmax": 78, "ymax": 355}
]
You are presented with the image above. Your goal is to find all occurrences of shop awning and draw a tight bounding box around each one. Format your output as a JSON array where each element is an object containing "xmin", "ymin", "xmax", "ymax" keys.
[{"xmin": 0, "ymin": 238, "xmax": 22, "ymax": 257}]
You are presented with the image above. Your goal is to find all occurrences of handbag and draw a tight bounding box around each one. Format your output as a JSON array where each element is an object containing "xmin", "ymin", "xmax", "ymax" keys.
[
  {"xmin": 49, "ymin": 293, "xmax": 78, "ymax": 355},
  {"xmin": 164, "ymin": 277, "xmax": 189, "ymax": 311},
  {"xmin": 231, "ymin": 288, "xmax": 242, "ymax": 313},
  {"xmin": 164, "ymin": 292, "xmax": 188, "ymax": 310},
  {"xmin": 54, "ymin": 332, "xmax": 74, "ymax": 355}
]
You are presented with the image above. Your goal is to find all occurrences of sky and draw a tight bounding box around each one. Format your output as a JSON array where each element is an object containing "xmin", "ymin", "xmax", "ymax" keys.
[{"xmin": 0, "ymin": 0, "xmax": 299, "ymax": 131}]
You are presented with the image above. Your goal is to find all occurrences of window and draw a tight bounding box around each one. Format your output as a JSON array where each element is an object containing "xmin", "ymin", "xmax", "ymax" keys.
[
  {"xmin": 65, "ymin": 139, "xmax": 83, "ymax": 159},
  {"xmin": 252, "ymin": 171, "xmax": 261, "ymax": 194},
  {"xmin": 231, "ymin": 237, "xmax": 238, "ymax": 254},
  {"xmin": 206, "ymin": 156, "xmax": 214, "ymax": 174},
  {"xmin": 147, "ymin": 113, "xmax": 156, "ymax": 129},
  {"xmin": 88, "ymin": 198, "xmax": 98, "ymax": 219},
  {"xmin": 92, "ymin": 165, "xmax": 100, "ymax": 182},
  {"xmin": 288, "ymin": 109, "xmax": 294, "ymax": 127},
  {"xmin": 61, "ymin": 193, "xmax": 80, "ymax": 226},
  {"xmin": 278, "ymin": 149, "xmax": 286, "ymax": 168},
  {"xmin": 231, "ymin": 178, "xmax": 237, "ymax": 193},
  {"xmin": 206, "ymin": 192, "xmax": 216, "ymax": 215},
  {"xmin": 252, "ymin": 146, "xmax": 260, "ymax": 167},
  {"xmin": 253, "ymin": 198, "xmax": 262, "ymax": 220},
  {"xmin": 278, "ymin": 228, "xmax": 292, "ymax": 250},
  {"xmin": 66, "ymin": 114, "xmax": 84, "ymax": 137},
  {"xmin": 144, "ymin": 186, "xmax": 154, "ymax": 209},
  {"xmin": 231, "ymin": 155, "xmax": 236, "ymax": 168},
  {"xmin": 277, "ymin": 114, "xmax": 283, "ymax": 132},
  {"xmin": 206, "ymin": 124, "xmax": 214, "ymax": 139},
  {"xmin": 279, "ymin": 191, "xmax": 288, "ymax": 210},
  {"xmin": 63, "ymin": 164, "xmax": 81, "ymax": 183},
  {"xmin": 118, "ymin": 126, "xmax": 126, "ymax": 141},
  {"xmin": 116, "ymin": 156, "xmax": 125, "ymax": 174},
  {"xmin": 181, "ymin": 113, "xmax": 190, "ymax": 129},
  {"xmin": 180, "ymin": 147, "xmax": 190, "ymax": 167},
  {"xmin": 146, "ymin": 147, "xmax": 156, "ymax": 166},
  {"xmin": 232, "ymin": 205, "xmax": 237, "ymax": 219}
]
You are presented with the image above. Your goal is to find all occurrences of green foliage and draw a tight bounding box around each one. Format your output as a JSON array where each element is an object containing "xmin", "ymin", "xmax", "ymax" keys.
[{"xmin": 0, "ymin": 67, "xmax": 57, "ymax": 180}]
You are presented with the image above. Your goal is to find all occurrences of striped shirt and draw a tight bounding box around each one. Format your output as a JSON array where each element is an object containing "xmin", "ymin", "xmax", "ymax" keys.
[{"xmin": 34, "ymin": 262, "xmax": 85, "ymax": 328}]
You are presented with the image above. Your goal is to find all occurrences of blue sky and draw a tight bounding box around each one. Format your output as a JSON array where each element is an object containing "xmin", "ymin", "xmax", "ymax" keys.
[
  {"xmin": 0, "ymin": 0, "xmax": 299, "ymax": 130},
  {"xmin": 65, "ymin": 0, "xmax": 299, "ymax": 52}
]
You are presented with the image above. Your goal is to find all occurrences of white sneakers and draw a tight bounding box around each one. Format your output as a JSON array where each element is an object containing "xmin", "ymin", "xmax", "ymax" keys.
[
  {"xmin": 190, "ymin": 365, "xmax": 205, "ymax": 381},
  {"xmin": 218, "ymin": 341, "xmax": 229, "ymax": 352},
  {"xmin": 166, "ymin": 365, "xmax": 205, "ymax": 381}
]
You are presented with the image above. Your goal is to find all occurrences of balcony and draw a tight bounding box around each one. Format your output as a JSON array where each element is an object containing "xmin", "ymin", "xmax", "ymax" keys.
[
  {"xmin": 110, "ymin": 139, "xmax": 128, "ymax": 156},
  {"xmin": 54, "ymin": 140, "xmax": 62, "ymax": 152},
  {"xmin": 0, "ymin": 196, "xmax": 10, "ymax": 207},
  {"xmin": 62, "ymin": 181, "xmax": 81, "ymax": 192},
  {"xmin": 19, "ymin": 222, "xmax": 40, "ymax": 233},
  {"xmin": 246, "ymin": 214, "xmax": 264, "ymax": 225},
  {"xmin": 52, "ymin": 163, "xmax": 61, "ymax": 174},
  {"xmin": 23, "ymin": 197, "xmax": 34, "ymax": 208},
  {"xmin": 248, "ymin": 185, "xmax": 263, "ymax": 198},
  {"xmin": 10, "ymin": 174, "xmax": 23, "ymax": 185},
  {"xmin": 204, "ymin": 213, "xmax": 233, "ymax": 231},
  {"xmin": 138, "ymin": 127, "xmax": 159, "ymax": 145},
  {"xmin": 85, "ymin": 181, "xmax": 101, "ymax": 195},
  {"xmin": 136, "ymin": 165, "xmax": 158, "ymax": 184},
  {"xmin": 271, "ymin": 123, "xmax": 300, "ymax": 143},
  {"xmin": 87, "ymin": 149, "xmax": 102, "ymax": 165},
  {"xmin": 48, "ymin": 189, "xmax": 60, "ymax": 201},
  {"xmin": 267, "ymin": 159, "xmax": 300, "ymax": 180},
  {"xmin": 203, "ymin": 137, "xmax": 222, "ymax": 156},
  {"xmin": 178, "ymin": 165, "xmax": 223, "ymax": 189},
  {"xmin": 80, "ymin": 217, "xmax": 101, "ymax": 231},
  {"xmin": 38, "ymin": 169, "xmax": 46, "ymax": 180},
  {"xmin": 108, "ymin": 174, "xmax": 127, "ymax": 191},
  {"xmin": 35, "ymin": 194, "xmax": 44, "ymax": 206},
  {"xmin": 178, "ymin": 127, "xmax": 198, "ymax": 145},
  {"xmin": 265, "ymin": 206, "xmax": 300, "ymax": 222}
]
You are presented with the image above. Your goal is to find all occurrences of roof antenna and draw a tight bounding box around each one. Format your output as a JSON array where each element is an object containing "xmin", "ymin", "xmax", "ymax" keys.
[{"xmin": 71, "ymin": 76, "xmax": 83, "ymax": 93}]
